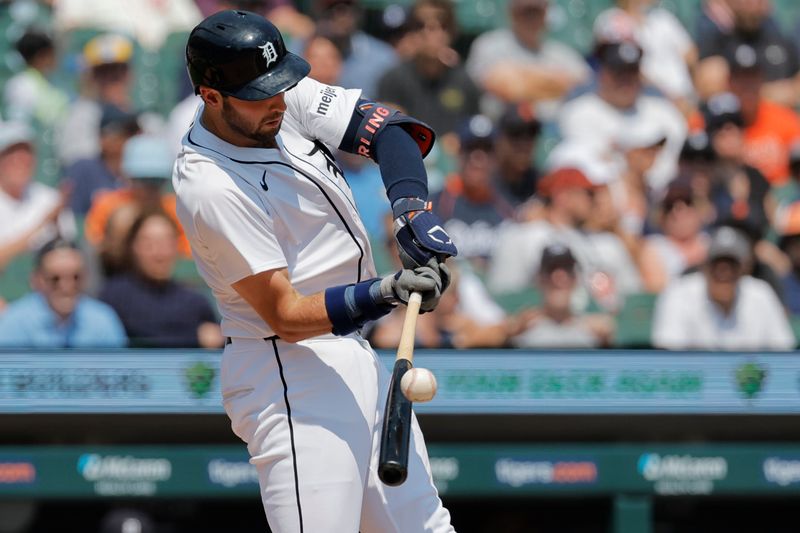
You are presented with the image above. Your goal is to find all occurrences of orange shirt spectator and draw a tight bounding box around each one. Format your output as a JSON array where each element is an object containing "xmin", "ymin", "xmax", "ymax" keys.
[
  {"xmin": 742, "ymin": 100, "xmax": 800, "ymax": 186},
  {"xmin": 84, "ymin": 189, "xmax": 191, "ymax": 256}
]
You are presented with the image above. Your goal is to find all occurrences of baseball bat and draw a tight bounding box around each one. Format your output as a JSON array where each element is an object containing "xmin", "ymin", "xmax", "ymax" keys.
[{"xmin": 378, "ymin": 291, "xmax": 422, "ymax": 487}]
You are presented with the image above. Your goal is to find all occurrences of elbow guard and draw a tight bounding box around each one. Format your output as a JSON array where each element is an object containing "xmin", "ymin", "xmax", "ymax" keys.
[{"xmin": 341, "ymin": 99, "xmax": 436, "ymax": 163}]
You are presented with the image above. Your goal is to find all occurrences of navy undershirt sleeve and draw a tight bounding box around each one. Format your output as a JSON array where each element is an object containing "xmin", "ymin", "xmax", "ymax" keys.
[{"xmin": 373, "ymin": 125, "xmax": 428, "ymax": 203}]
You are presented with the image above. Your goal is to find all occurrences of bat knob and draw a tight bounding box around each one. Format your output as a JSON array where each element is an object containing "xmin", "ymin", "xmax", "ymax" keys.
[{"xmin": 378, "ymin": 461, "xmax": 408, "ymax": 486}]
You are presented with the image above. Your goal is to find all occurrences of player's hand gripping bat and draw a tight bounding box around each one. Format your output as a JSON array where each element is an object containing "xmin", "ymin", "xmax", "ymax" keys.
[{"xmin": 378, "ymin": 292, "xmax": 428, "ymax": 486}]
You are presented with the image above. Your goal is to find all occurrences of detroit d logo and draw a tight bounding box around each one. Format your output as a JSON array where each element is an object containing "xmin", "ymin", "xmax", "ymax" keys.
[{"xmin": 259, "ymin": 41, "xmax": 278, "ymax": 68}]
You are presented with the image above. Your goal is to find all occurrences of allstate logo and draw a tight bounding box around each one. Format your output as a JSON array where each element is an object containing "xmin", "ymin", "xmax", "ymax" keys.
[
  {"xmin": 637, "ymin": 453, "xmax": 659, "ymax": 480},
  {"xmin": 77, "ymin": 454, "xmax": 100, "ymax": 479}
]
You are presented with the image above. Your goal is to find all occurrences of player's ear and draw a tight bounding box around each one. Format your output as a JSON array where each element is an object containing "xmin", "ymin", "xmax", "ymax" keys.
[{"xmin": 199, "ymin": 87, "xmax": 223, "ymax": 108}]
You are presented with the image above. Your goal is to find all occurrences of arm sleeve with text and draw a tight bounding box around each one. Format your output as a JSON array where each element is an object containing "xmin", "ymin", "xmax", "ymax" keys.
[{"xmin": 284, "ymin": 77, "xmax": 362, "ymax": 148}]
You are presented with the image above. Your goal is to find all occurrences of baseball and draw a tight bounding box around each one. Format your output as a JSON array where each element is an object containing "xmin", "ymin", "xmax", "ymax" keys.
[{"xmin": 400, "ymin": 367, "xmax": 438, "ymax": 402}]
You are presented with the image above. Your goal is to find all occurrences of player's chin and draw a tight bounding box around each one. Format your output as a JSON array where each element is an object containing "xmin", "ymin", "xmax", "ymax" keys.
[{"xmin": 260, "ymin": 117, "xmax": 283, "ymax": 134}]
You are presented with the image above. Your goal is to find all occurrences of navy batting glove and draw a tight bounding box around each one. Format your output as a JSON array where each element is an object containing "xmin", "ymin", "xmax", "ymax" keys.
[{"xmin": 392, "ymin": 198, "xmax": 457, "ymax": 269}]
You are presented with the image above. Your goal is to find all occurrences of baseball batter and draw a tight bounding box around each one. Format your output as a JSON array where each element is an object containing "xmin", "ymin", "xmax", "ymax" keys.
[{"xmin": 174, "ymin": 10, "xmax": 457, "ymax": 533}]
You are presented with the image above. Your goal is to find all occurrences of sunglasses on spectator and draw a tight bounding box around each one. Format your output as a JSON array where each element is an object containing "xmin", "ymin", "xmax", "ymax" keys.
[{"xmin": 43, "ymin": 272, "xmax": 82, "ymax": 287}]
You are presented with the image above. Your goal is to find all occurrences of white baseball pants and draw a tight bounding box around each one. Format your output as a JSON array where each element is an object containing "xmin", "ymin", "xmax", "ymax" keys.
[{"xmin": 220, "ymin": 334, "xmax": 455, "ymax": 533}]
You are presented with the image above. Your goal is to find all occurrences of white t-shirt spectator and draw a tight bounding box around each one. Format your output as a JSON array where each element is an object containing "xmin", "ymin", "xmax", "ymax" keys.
[
  {"xmin": 0, "ymin": 182, "xmax": 75, "ymax": 251},
  {"xmin": 652, "ymin": 272, "xmax": 795, "ymax": 351}
]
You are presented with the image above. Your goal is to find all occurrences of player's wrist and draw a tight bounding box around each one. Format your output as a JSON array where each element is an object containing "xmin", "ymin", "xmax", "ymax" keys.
[
  {"xmin": 325, "ymin": 278, "xmax": 394, "ymax": 336},
  {"xmin": 391, "ymin": 197, "xmax": 430, "ymax": 220}
]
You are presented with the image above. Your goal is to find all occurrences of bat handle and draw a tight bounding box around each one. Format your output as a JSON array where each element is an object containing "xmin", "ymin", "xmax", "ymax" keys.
[{"xmin": 397, "ymin": 292, "xmax": 421, "ymax": 364}]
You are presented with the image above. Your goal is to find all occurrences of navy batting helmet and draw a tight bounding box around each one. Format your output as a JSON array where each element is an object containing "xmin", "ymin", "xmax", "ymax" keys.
[{"xmin": 186, "ymin": 10, "xmax": 310, "ymax": 100}]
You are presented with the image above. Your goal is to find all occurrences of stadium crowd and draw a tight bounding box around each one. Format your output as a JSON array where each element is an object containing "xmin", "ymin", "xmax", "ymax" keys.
[{"xmin": 0, "ymin": 0, "xmax": 799, "ymax": 351}]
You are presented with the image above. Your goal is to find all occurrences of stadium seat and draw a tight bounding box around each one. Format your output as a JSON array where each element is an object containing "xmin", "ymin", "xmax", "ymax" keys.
[
  {"xmin": 613, "ymin": 291, "xmax": 657, "ymax": 348},
  {"xmin": 0, "ymin": 253, "xmax": 34, "ymax": 303},
  {"xmin": 492, "ymin": 287, "xmax": 541, "ymax": 314}
]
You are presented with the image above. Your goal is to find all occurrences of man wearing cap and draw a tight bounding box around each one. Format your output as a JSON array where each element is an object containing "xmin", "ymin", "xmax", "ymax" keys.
[
  {"xmin": 57, "ymin": 33, "xmax": 136, "ymax": 166},
  {"xmin": 512, "ymin": 243, "xmax": 614, "ymax": 348},
  {"xmin": 653, "ymin": 225, "xmax": 794, "ymax": 350},
  {"xmin": 722, "ymin": 43, "xmax": 800, "ymax": 186},
  {"xmin": 465, "ymin": 0, "xmax": 589, "ymax": 120},
  {"xmin": 0, "ymin": 122, "xmax": 75, "ymax": 272},
  {"xmin": 695, "ymin": 0, "xmax": 799, "ymax": 106},
  {"xmin": 558, "ymin": 38, "xmax": 687, "ymax": 193},
  {"xmin": 494, "ymin": 103, "xmax": 542, "ymax": 208},
  {"xmin": 432, "ymin": 114, "xmax": 516, "ymax": 272}
]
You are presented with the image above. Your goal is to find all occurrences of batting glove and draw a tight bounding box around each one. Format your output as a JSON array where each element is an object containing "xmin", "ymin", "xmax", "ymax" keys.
[
  {"xmin": 380, "ymin": 263, "xmax": 446, "ymax": 313},
  {"xmin": 392, "ymin": 197, "xmax": 458, "ymax": 271}
]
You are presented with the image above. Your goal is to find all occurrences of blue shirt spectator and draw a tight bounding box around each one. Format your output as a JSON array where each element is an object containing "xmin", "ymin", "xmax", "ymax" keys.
[{"xmin": 0, "ymin": 239, "xmax": 126, "ymax": 348}]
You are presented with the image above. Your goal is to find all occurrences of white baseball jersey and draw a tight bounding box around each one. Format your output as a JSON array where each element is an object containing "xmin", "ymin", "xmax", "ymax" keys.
[{"xmin": 173, "ymin": 77, "xmax": 377, "ymax": 338}]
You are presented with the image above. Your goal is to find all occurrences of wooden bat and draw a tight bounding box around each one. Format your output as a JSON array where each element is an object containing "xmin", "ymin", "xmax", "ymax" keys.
[{"xmin": 378, "ymin": 291, "xmax": 422, "ymax": 486}]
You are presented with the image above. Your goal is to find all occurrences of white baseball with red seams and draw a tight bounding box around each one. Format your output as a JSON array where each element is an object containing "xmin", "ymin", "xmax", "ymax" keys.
[
  {"xmin": 401, "ymin": 367, "xmax": 438, "ymax": 402},
  {"xmin": 173, "ymin": 76, "xmax": 454, "ymax": 533}
]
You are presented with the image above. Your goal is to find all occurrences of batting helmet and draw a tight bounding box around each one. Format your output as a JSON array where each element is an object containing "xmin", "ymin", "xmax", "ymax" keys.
[{"xmin": 186, "ymin": 10, "xmax": 310, "ymax": 100}]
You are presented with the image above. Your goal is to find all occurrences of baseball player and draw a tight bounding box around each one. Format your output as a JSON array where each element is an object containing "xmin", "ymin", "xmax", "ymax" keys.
[{"xmin": 174, "ymin": 10, "xmax": 457, "ymax": 533}]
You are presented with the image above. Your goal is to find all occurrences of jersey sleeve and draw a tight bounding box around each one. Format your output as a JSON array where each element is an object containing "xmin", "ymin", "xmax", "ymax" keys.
[
  {"xmin": 186, "ymin": 169, "xmax": 288, "ymax": 285},
  {"xmin": 284, "ymin": 77, "xmax": 362, "ymax": 149}
]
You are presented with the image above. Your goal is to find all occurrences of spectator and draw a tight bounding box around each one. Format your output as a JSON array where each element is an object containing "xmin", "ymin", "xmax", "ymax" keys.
[
  {"xmin": 432, "ymin": 115, "xmax": 515, "ymax": 273},
  {"xmin": 488, "ymin": 165, "xmax": 641, "ymax": 307},
  {"xmin": 593, "ymin": 0, "xmax": 697, "ymax": 111},
  {"xmin": 701, "ymin": 91, "xmax": 773, "ymax": 234},
  {"xmin": 197, "ymin": 1, "xmax": 314, "ymax": 43},
  {"xmin": 0, "ymin": 122, "xmax": 75, "ymax": 271},
  {"xmin": 313, "ymin": 0, "xmax": 397, "ymax": 97},
  {"xmin": 652, "ymin": 225, "xmax": 794, "ymax": 350},
  {"xmin": 725, "ymin": 43, "xmax": 800, "ymax": 186},
  {"xmin": 3, "ymin": 30, "xmax": 69, "ymax": 126},
  {"xmin": 84, "ymin": 133, "xmax": 192, "ymax": 276},
  {"xmin": 494, "ymin": 103, "xmax": 542, "ymax": 209},
  {"xmin": 775, "ymin": 201, "xmax": 800, "ymax": 314},
  {"xmin": 63, "ymin": 104, "xmax": 141, "ymax": 216},
  {"xmin": 558, "ymin": 39, "xmax": 687, "ymax": 193},
  {"xmin": 302, "ymin": 31, "xmax": 343, "ymax": 86},
  {"xmin": 512, "ymin": 244, "xmax": 614, "ymax": 348},
  {"xmin": 377, "ymin": 0, "xmax": 481, "ymax": 138},
  {"xmin": 465, "ymin": 0, "xmax": 590, "ymax": 121},
  {"xmin": 695, "ymin": 0, "xmax": 799, "ymax": 106},
  {"xmin": 57, "ymin": 33, "xmax": 136, "ymax": 166},
  {"xmin": 0, "ymin": 239, "xmax": 126, "ymax": 348},
  {"xmin": 100, "ymin": 211, "xmax": 222, "ymax": 348},
  {"xmin": 639, "ymin": 183, "xmax": 709, "ymax": 293}
]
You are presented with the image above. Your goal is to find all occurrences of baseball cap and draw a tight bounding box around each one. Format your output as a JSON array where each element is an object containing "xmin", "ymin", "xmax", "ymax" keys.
[
  {"xmin": 498, "ymin": 103, "xmax": 541, "ymax": 138},
  {"xmin": 0, "ymin": 121, "xmax": 34, "ymax": 154},
  {"xmin": 540, "ymin": 243, "xmax": 577, "ymax": 272},
  {"xmin": 725, "ymin": 43, "xmax": 762, "ymax": 74},
  {"xmin": 614, "ymin": 119, "xmax": 667, "ymax": 152},
  {"xmin": 100, "ymin": 509, "xmax": 154, "ymax": 533},
  {"xmin": 701, "ymin": 92, "xmax": 744, "ymax": 134},
  {"xmin": 83, "ymin": 33, "xmax": 134, "ymax": 68},
  {"xmin": 546, "ymin": 140, "xmax": 618, "ymax": 185},
  {"xmin": 458, "ymin": 114, "xmax": 495, "ymax": 152},
  {"xmin": 597, "ymin": 41, "xmax": 642, "ymax": 71},
  {"xmin": 660, "ymin": 181, "xmax": 694, "ymax": 213},
  {"xmin": 122, "ymin": 134, "xmax": 174, "ymax": 180},
  {"xmin": 707, "ymin": 226, "xmax": 751, "ymax": 264},
  {"xmin": 537, "ymin": 167, "xmax": 595, "ymax": 198},
  {"xmin": 100, "ymin": 104, "xmax": 140, "ymax": 135},
  {"xmin": 680, "ymin": 131, "xmax": 715, "ymax": 163}
]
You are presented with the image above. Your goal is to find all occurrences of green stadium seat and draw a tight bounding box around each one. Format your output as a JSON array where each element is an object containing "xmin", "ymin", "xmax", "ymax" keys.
[
  {"xmin": 613, "ymin": 291, "xmax": 658, "ymax": 348},
  {"xmin": 0, "ymin": 253, "xmax": 34, "ymax": 303},
  {"xmin": 492, "ymin": 287, "xmax": 541, "ymax": 314}
]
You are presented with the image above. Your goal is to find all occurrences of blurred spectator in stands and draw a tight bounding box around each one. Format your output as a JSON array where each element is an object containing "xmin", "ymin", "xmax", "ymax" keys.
[
  {"xmin": 63, "ymin": 104, "xmax": 140, "ymax": 216},
  {"xmin": 639, "ymin": 183, "xmax": 709, "ymax": 293},
  {"xmin": 512, "ymin": 244, "xmax": 614, "ymax": 348},
  {"xmin": 695, "ymin": 0, "xmax": 799, "ymax": 106},
  {"xmin": 488, "ymin": 165, "xmax": 641, "ymax": 309},
  {"xmin": 465, "ymin": 0, "xmax": 589, "ymax": 121},
  {"xmin": 678, "ymin": 131, "xmax": 718, "ymax": 226},
  {"xmin": 57, "ymin": 33, "xmax": 136, "ymax": 166},
  {"xmin": 3, "ymin": 30, "xmax": 68, "ymax": 127},
  {"xmin": 653, "ymin": 225, "xmax": 794, "ymax": 350},
  {"xmin": 100, "ymin": 211, "xmax": 222, "ymax": 348},
  {"xmin": 314, "ymin": 0, "xmax": 396, "ymax": 98},
  {"xmin": 0, "ymin": 122, "xmax": 75, "ymax": 272},
  {"xmin": 725, "ymin": 43, "xmax": 800, "ymax": 186},
  {"xmin": 303, "ymin": 31, "xmax": 343, "ymax": 86},
  {"xmin": 53, "ymin": 0, "xmax": 201, "ymax": 51},
  {"xmin": 559, "ymin": 39, "xmax": 687, "ymax": 193},
  {"xmin": 701, "ymin": 91, "xmax": 773, "ymax": 235},
  {"xmin": 609, "ymin": 120, "xmax": 667, "ymax": 237},
  {"xmin": 494, "ymin": 103, "xmax": 541, "ymax": 209},
  {"xmin": 380, "ymin": 3, "xmax": 420, "ymax": 60},
  {"xmin": 197, "ymin": 0, "xmax": 314, "ymax": 44},
  {"xmin": 377, "ymin": 0, "xmax": 480, "ymax": 140},
  {"xmin": 720, "ymin": 218, "xmax": 785, "ymax": 299},
  {"xmin": 593, "ymin": 0, "xmax": 697, "ymax": 114},
  {"xmin": 0, "ymin": 239, "xmax": 126, "ymax": 348},
  {"xmin": 86, "ymin": 133, "xmax": 191, "ymax": 277},
  {"xmin": 775, "ymin": 202, "xmax": 800, "ymax": 314},
  {"xmin": 432, "ymin": 115, "xmax": 515, "ymax": 274}
]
